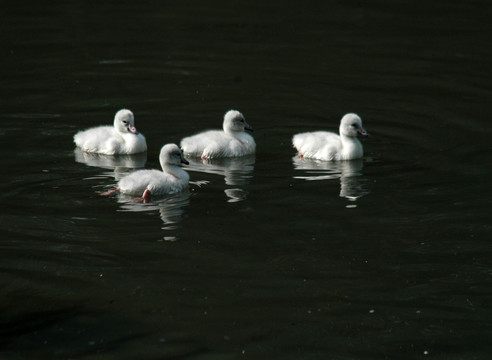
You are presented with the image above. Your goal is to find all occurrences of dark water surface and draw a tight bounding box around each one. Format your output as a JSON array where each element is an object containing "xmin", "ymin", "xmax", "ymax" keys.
[{"xmin": 1, "ymin": 1, "xmax": 492, "ymax": 359}]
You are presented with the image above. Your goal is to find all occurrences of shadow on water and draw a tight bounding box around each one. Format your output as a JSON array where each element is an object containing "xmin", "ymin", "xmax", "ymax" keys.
[
  {"xmin": 0, "ymin": 305, "xmax": 211, "ymax": 359},
  {"xmin": 0, "ymin": 308, "xmax": 148, "ymax": 359}
]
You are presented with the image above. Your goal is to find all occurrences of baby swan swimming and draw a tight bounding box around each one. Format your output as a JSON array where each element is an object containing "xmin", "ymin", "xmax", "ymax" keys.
[
  {"xmin": 74, "ymin": 109, "xmax": 147, "ymax": 155},
  {"xmin": 292, "ymin": 113, "xmax": 368, "ymax": 161},
  {"xmin": 180, "ymin": 110, "xmax": 255, "ymax": 160},
  {"xmin": 101, "ymin": 144, "xmax": 189, "ymax": 202}
]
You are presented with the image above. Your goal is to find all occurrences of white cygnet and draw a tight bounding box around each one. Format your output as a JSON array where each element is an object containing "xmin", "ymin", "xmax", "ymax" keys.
[
  {"xmin": 74, "ymin": 109, "xmax": 147, "ymax": 155},
  {"xmin": 292, "ymin": 113, "xmax": 368, "ymax": 161},
  {"xmin": 180, "ymin": 110, "xmax": 255, "ymax": 160},
  {"xmin": 101, "ymin": 144, "xmax": 189, "ymax": 202}
]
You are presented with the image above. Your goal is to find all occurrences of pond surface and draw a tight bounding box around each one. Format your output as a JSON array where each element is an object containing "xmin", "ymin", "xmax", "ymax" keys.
[{"xmin": 1, "ymin": 1, "xmax": 491, "ymax": 359}]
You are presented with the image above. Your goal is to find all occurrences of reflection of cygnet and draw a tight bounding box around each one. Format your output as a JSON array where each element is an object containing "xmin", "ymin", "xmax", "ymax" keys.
[
  {"xmin": 293, "ymin": 113, "xmax": 368, "ymax": 161},
  {"xmin": 117, "ymin": 191, "xmax": 190, "ymax": 221},
  {"xmin": 117, "ymin": 191, "xmax": 190, "ymax": 240},
  {"xmin": 337, "ymin": 160, "xmax": 367, "ymax": 200},
  {"xmin": 75, "ymin": 148, "xmax": 147, "ymax": 181},
  {"xmin": 224, "ymin": 188, "xmax": 249, "ymax": 203},
  {"xmin": 180, "ymin": 110, "xmax": 255, "ymax": 160},
  {"xmin": 74, "ymin": 109, "xmax": 147, "ymax": 155},
  {"xmin": 292, "ymin": 157, "xmax": 368, "ymax": 200},
  {"xmin": 158, "ymin": 192, "xmax": 190, "ymax": 226},
  {"xmin": 74, "ymin": 147, "xmax": 147, "ymax": 175},
  {"xmin": 186, "ymin": 155, "xmax": 255, "ymax": 186}
]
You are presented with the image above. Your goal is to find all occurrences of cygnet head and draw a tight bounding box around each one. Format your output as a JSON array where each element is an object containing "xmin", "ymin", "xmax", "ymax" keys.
[
  {"xmin": 160, "ymin": 143, "xmax": 189, "ymax": 168},
  {"xmin": 114, "ymin": 109, "xmax": 139, "ymax": 135},
  {"xmin": 339, "ymin": 113, "xmax": 368, "ymax": 137},
  {"xmin": 223, "ymin": 110, "xmax": 253, "ymax": 134}
]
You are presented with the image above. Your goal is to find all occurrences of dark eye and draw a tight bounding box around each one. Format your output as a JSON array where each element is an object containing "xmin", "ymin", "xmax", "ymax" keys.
[
  {"xmin": 351, "ymin": 124, "xmax": 357, "ymax": 128},
  {"xmin": 122, "ymin": 120, "xmax": 128, "ymax": 124}
]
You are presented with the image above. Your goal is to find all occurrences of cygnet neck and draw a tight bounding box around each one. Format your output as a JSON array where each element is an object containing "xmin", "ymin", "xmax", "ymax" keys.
[
  {"xmin": 160, "ymin": 160, "xmax": 185, "ymax": 178},
  {"xmin": 223, "ymin": 125, "xmax": 241, "ymax": 136},
  {"xmin": 340, "ymin": 134, "xmax": 363, "ymax": 159}
]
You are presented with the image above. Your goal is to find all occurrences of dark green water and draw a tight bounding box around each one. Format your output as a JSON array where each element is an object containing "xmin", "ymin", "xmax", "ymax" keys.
[{"xmin": 1, "ymin": 1, "xmax": 491, "ymax": 359}]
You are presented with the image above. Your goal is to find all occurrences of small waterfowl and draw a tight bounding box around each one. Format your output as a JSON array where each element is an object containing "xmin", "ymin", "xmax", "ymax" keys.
[
  {"xmin": 101, "ymin": 144, "xmax": 189, "ymax": 202},
  {"xmin": 180, "ymin": 110, "xmax": 255, "ymax": 160},
  {"xmin": 292, "ymin": 113, "xmax": 368, "ymax": 161},
  {"xmin": 74, "ymin": 109, "xmax": 147, "ymax": 155}
]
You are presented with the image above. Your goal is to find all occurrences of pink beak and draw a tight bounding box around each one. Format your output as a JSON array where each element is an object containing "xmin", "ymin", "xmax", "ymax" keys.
[{"xmin": 358, "ymin": 127, "xmax": 369, "ymax": 137}]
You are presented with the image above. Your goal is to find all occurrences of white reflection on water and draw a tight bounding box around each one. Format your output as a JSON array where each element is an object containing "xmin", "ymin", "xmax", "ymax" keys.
[
  {"xmin": 224, "ymin": 188, "xmax": 249, "ymax": 203},
  {"xmin": 185, "ymin": 155, "xmax": 255, "ymax": 202},
  {"xmin": 117, "ymin": 191, "xmax": 191, "ymax": 240},
  {"xmin": 292, "ymin": 156, "xmax": 369, "ymax": 201},
  {"xmin": 74, "ymin": 148, "xmax": 147, "ymax": 180}
]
